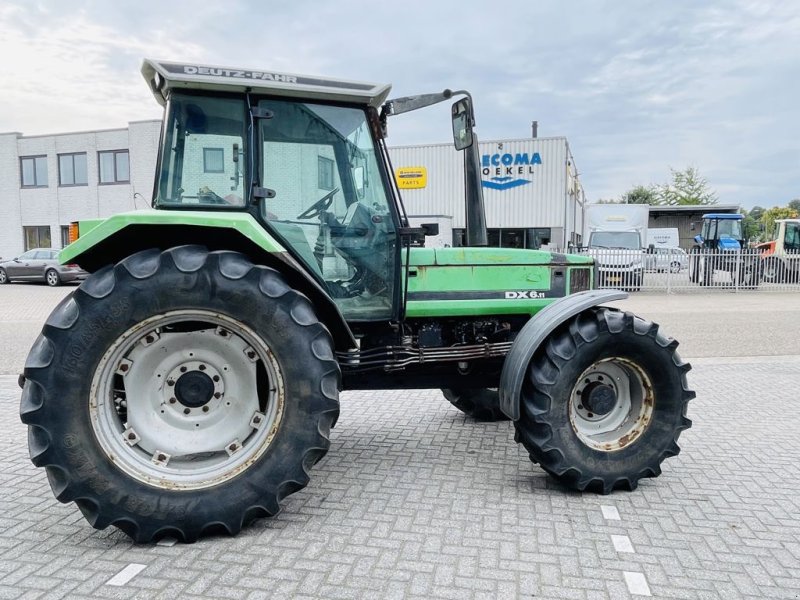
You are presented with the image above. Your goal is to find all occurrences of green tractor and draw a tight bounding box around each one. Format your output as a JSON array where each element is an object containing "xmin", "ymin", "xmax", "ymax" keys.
[{"xmin": 19, "ymin": 60, "xmax": 693, "ymax": 542}]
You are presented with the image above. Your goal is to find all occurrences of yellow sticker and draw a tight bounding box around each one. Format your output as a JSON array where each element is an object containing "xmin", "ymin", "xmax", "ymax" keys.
[{"xmin": 395, "ymin": 166, "xmax": 428, "ymax": 189}]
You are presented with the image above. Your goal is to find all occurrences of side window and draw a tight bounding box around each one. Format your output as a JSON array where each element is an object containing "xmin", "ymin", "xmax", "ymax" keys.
[{"xmin": 157, "ymin": 95, "xmax": 246, "ymax": 207}]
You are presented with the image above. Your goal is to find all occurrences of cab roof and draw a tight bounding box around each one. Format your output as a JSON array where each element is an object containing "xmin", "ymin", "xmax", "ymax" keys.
[
  {"xmin": 702, "ymin": 213, "xmax": 743, "ymax": 219},
  {"xmin": 141, "ymin": 59, "xmax": 392, "ymax": 108}
]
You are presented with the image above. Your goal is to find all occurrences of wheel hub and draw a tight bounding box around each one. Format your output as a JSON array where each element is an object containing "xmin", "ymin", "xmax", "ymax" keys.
[
  {"xmin": 582, "ymin": 382, "xmax": 616, "ymax": 416},
  {"xmin": 175, "ymin": 370, "xmax": 215, "ymax": 408}
]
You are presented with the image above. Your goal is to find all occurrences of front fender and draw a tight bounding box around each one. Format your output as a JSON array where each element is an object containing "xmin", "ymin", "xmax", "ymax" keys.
[{"xmin": 498, "ymin": 289, "xmax": 628, "ymax": 420}]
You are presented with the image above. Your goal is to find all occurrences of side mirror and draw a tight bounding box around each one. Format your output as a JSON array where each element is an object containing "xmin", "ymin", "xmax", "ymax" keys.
[
  {"xmin": 421, "ymin": 223, "xmax": 439, "ymax": 237},
  {"xmin": 451, "ymin": 99, "xmax": 474, "ymax": 151},
  {"xmin": 12, "ymin": 257, "xmax": 19, "ymax": 262}
]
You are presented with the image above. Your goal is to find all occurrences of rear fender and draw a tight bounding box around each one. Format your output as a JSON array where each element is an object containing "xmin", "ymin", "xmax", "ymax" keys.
[
  {"xmin": 64, "ymin": 220, "xmax": 356, "ymax": 351},
  {"xmin": 498, "ymin": 289, "xmax": 628, "ymax": 420}
]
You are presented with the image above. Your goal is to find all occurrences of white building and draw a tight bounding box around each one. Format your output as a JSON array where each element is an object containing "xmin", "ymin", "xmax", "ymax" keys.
[
  {"xmin": 0, "ymin": 120, "xmax": 161, "ymax": 260},
  {"xmin": 388, "ymin": 136, "xmax": 586, "ymax": 251}
]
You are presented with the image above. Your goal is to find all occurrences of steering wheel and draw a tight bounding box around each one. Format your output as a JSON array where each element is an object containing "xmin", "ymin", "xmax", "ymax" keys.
[{"xmin": 297, "ymin": 188, "xmax": 340, "ymax": 220}]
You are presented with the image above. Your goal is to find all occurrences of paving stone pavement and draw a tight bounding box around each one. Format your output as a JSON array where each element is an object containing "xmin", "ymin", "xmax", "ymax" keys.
[{"xmin": 0, "ymin": 286, "xmax": 799, "ymax": 599}]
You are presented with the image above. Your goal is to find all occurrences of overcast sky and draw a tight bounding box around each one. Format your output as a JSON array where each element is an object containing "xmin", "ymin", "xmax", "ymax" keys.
[{"xmin": 0, "ymin": 1, "xmax": 797, "ymax": 209}]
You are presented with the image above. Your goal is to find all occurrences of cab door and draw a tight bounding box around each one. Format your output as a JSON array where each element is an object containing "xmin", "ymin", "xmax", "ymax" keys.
[{"xmin": 254, "ymin": 99, "xmax": 400, "ymax": 322}]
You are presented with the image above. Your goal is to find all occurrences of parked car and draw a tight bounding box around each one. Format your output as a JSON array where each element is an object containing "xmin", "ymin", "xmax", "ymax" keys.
[
  {"xmin": 645, "ymin": 247, "xmax": 688, "ymax": 273},
  {"xmin": 0, "ymin": 248, "xmax": 88, "ymax": 286}
]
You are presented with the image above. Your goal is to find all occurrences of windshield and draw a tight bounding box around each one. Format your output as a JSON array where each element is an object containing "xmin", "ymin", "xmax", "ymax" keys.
[
  {"xmin": 257, "ymin": 99, "xmax": 397, "ymax": 321},
  {"xmin": 156, "ymin": 94, "xmax": 247, "ymax": 207},
  {"xmin": 588, "ymin": 231, "xmax": 641, "ymax": 249},
  {"xmin": 716, "ymin": 219, "xmax": 743, "ymax": 240}
]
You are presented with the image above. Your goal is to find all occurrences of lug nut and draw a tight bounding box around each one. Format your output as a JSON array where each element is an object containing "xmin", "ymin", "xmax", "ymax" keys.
[
  {"xmin": 180, "ymin": 366, "xmax": 187, "ymax": 373},
  {"xmin": 127, "ymin": 433, "xmax": 136, "ymax": 440},
  {"xmin": 120, "ymin": 364, "xmax": 129, "ymax": 372},
  {"xmin": 183, "ymin": 408, "xmax": 191, "ymax": 415},
  {"xmin": 214, "ymin": 392, "xmax": 222, "ymax": 399},
  {"xmin": 157, "ymin": 453, "xmax": 166, "ymax": 462},
  {"xmin": 199, "ymin": 364, "xmax": 206, "ymax": 371},
  {"xmin": 213, "ymin": 375, "xmax": 220, "ymax": 382},
  {"xmin": 169, "ymin": 397, "xmax": 176, "ymax": 404},
  {"xmin": 253, "ymin": 416, "xmax": 261, "ymax": 424},
  {"xmin": 167, "ymin": 379, "xmax": 175, "ymax": 387},
  {"xmin": 202, "ymin": 406, "xmax": 209, "ymax": 413}
]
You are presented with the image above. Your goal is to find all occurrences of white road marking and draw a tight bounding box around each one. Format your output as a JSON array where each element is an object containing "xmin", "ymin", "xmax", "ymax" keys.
[
  {"xmin": 612, "ymin": 534, "xmax": 635, "ymax": 553},
  {"xmin": 601, "ymin": 505, "xmax": 621, "ymax": 520},
  {"xmin": 623, "ymin": 572, "xmax": 652, "ymax": 596},
  {"xmin": 156, "ymin": 537, "xmax": 178, "ymax": 547},
  {"xmin": 106, "ymin": 563, "xmax": 147, "ymax": 586}
]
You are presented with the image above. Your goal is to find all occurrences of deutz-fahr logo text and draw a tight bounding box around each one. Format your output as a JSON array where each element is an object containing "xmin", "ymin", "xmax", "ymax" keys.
[
  {"xmin": 505, "ymin": 290, "xmax": 546, "ymax": 299},
  {"xmin": 481, "ymin": 152, "xmax": 542, "ymax": 191},
  {"xmin": 182, "ymin": 65, "xmax": 298, "ymax": 83}
]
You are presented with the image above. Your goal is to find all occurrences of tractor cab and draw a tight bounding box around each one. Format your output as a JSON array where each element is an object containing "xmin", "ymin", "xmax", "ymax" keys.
[
  {"xmin": 141, "ymin": 60, "xmax": 494, "ymax": 324},
  {"xmin": 694, "ymin": 213, "xmax": 745, "ymax": 250}
]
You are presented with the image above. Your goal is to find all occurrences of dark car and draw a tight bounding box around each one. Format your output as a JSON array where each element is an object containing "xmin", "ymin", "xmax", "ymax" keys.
[{"xmin": 0, "ymin": 248, "xmax": 88, "ymax": 286}]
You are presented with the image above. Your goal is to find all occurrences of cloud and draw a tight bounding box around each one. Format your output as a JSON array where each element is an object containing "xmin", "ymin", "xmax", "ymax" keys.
[{"xmin": 0, "ymin": 0, "xmax": 796, "ymax": 208}]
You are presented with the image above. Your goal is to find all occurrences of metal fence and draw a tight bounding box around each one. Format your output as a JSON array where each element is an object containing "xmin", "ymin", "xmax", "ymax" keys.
[{"xmin": 574, "ymin": 249, "xmax": 800, "ymax": 293}]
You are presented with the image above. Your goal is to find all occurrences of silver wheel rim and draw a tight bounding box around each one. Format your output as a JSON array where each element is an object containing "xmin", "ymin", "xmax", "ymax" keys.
[
  {"xmin": 89, "ymin": 309, "xmax": 285, "ymax": 490},
  {"xmin": 569, "ymin": 358, "xmax": 654, "ymax": 452},
  {"xmin": 0, "ymin": 270, "xmax": 5, "ymax": 283},
  {"xmin": 46, "ymin": 270, "xmax": 58, "ymax": 285}
]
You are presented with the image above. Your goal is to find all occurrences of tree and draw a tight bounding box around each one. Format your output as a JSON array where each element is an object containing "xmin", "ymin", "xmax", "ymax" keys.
[
  {"xmin": 788, "ymin": 198, "xmax": 800, "ymax": 213},
  {"xmin": 655, "ymin": 167, "xmax": 718, "ymax": 206},
  {"xmin": 620, "ymin": 185, "xmax": 657, "ymax": 205},
  {"xmin": 761, "ymin": 206, "xmax": 799, "ymax": 240}
]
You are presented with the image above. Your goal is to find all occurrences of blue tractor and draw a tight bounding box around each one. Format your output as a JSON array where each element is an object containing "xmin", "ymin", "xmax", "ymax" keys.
[{"xmin": 689, "ymin": 213, "xmax": 760, "ymax": 287}]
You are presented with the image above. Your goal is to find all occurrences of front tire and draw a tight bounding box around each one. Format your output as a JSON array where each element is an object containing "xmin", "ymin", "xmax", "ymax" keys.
[
  {"xmin": 761, "ymin": 257, "xmax": 784, "ymax": 284},
  {"xmin": 45, "ymin": 268, "xmax": 60, "ymax": 287},
  {"xmin": 20, "ymin": 246, "xmax": 340, "ymax": 542},
  {"xmin": 0, "ymin": 268, "xmax": 7, "ymax": 284},
  {"xmin": 514, "ymin": 307, "xmax": 693, "ymax": 494},
  {"xmin": 442, "ymin": 388, "xmax": 509, "ymax": 421}
]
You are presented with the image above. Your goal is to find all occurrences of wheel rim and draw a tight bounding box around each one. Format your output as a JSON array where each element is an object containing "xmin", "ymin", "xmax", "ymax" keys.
[
  {"xmin": 0, "ymin": 270, "xmax": 5, "ymax": 283},
  {"xmin": 569, "ymin": 358, "xmax": 654, "ymax": 452},
  {"xmin": 46, "ymin": 270, "xmax": 58, "ymax": 285},
  {"xmin": 89, "ymin": 309, "xmax": 285, "ymax": 490}
]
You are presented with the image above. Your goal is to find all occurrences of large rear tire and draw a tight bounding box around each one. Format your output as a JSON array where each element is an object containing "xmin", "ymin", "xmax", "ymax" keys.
[
  {"xmin": 514, "ymin": 307, "xmax": 693, "ymax": 494},
  {"xmin": 20, "ymin": 246, "xmax": 340, "ymax": 542},
  {"xmin": 442, "ymin": 388, "xmax": 509, "ymax": 421}
]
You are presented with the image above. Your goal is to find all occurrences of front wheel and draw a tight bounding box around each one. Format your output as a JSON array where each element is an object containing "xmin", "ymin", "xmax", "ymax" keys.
[
  {"xmin": 514, "ymin": 308, "xmax": 693, "ymax": 494},
  {"xmin": 20, "ymin": 246, "xmax": 340, "ymax": 542},
  {"xmin": 0, "ymin": 268, "xmax": 7, "ymax": 284},
  {"xmin": 442, "ymin": 388, "xmax": 509, "ymax": 421},
  {"xmin": 761, "ymin": 257, "xmax": 784, "ymax": 284},
  {"xmin": 45, "ymin": 268, "xmax": 60, "ymax": 287}
]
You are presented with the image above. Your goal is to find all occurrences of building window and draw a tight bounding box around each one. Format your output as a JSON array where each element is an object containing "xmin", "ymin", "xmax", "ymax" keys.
[
  {"xmin": 23, "ymin": 226, "xmax": 52, "ymax": 251},
  {"xmin": 318, "ymin": 156, "xmax": 334, "ymax": 190},
  {"xmin": 61, "ymin": 225, "xmax": 70, "ymax": 248},
  {"xmin": 20, "ymin": 155, "xmax": 48, "ymax": 187},
  {"xmin": 58, "ymin": 152, "xmax": 88, "ymax": 186},
  {"xmin": 98, "ymin": 150, "xmax": 130, "ymax": 184},
  {"xmin": 203, "ymin": 148, "xmax": 225, "ymax": 173}
]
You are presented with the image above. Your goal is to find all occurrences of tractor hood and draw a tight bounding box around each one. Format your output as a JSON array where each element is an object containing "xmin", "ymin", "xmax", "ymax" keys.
[{"xmin": 407, "ymin": 247, "xmax": 592, "ymax": 267}]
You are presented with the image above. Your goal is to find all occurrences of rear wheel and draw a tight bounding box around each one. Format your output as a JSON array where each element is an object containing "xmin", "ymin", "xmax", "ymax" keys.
[
  {"xmin": 514, "ymin": 308, "xmax": 693, "ymax": 494},
  {"xmin": 761, "ymin": 257, "xmax": 784, "ymax": 283},
  {"xmin": 45, "ymin": 268, "xmax": 60, "ymax": 287},
  {"xmin": 442, "ymin": 388, "xmax": 509, "ymax": 421},
  {"xmin": 20, "ymin": 246, "xmax": 340, "ymax": 542}
]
